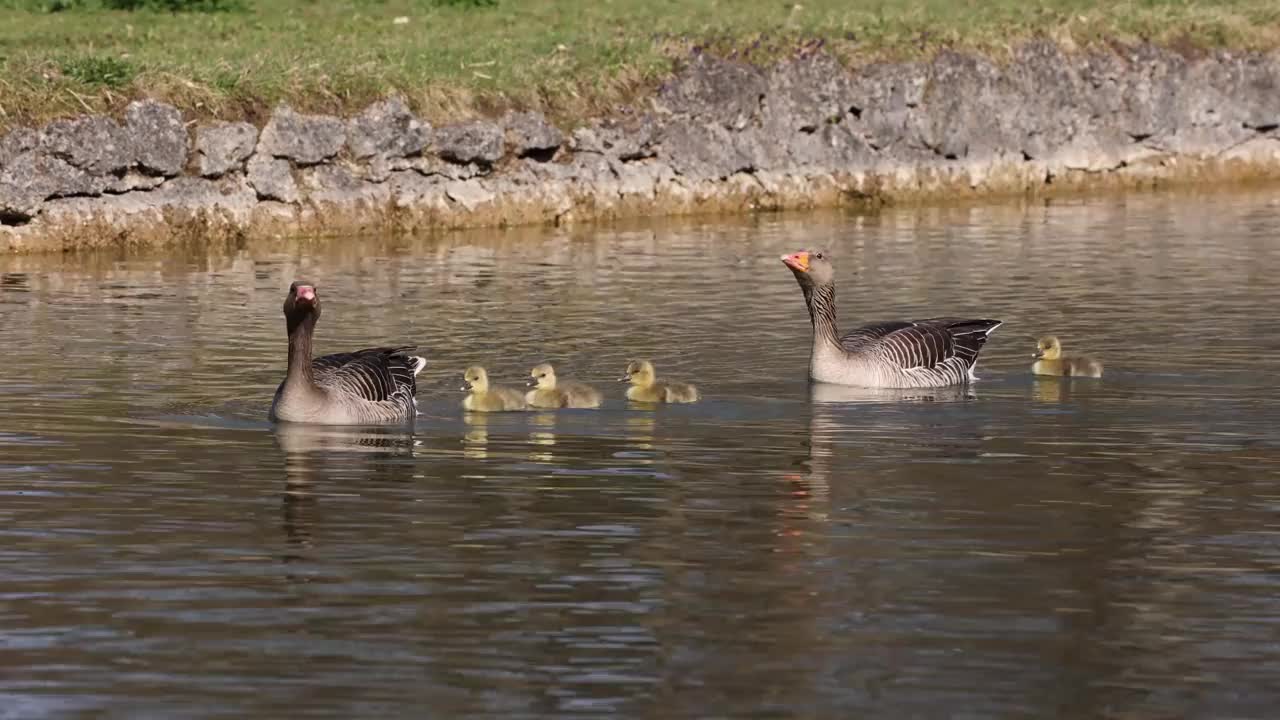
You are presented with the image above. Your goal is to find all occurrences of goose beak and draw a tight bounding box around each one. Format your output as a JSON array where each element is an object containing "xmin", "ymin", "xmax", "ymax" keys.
[{"xmin": 781, "ymin": 251, "xmax": 810, "ymax": 273}]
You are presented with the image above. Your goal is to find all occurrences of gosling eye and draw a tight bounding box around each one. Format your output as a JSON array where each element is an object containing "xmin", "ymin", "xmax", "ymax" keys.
[{"xmin": 815, "ymin": 252, "xmax": 824, "ymax": 259}]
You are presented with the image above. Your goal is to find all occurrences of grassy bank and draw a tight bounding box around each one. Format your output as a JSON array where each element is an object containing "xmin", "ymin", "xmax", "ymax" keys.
[{"xmin": 1, "ymin": 0, "xmax": 1278, "ymax": 131}]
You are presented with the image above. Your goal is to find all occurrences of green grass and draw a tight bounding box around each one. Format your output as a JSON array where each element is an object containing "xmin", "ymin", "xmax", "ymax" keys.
[{"xmin": 1, "ymin": 0, "xmax": 1278, "ymax": 131}]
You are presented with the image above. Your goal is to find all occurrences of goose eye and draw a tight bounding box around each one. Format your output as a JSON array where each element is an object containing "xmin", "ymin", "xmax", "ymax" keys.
[{"xmin": 815, "ymin": 252, "xmax": 823, "ymax": 259}]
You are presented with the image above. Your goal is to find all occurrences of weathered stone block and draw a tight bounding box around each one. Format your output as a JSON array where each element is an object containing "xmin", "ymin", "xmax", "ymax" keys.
[
  {"xmin": 503, "ymin": 111, "xmax": 563, "ymax": 159},
  {"xmin": 126, "ymin": 100, "xmax": 189, "ymax": 176},
  {"xmin": 42, "ymin": 115, "xmax": 132, "ymax": 176},
  {"xmin": 0, "ymin": 151, "xmax": 105, "ymax": 221},
  {"xmin": 246, "ymin": 155, "xmax": 299, "ymax": 203},
  {"xmin": 257, "ymin": 106, "xmax": 345, "ymax": 165},
  {"xmin": 656, "ymin": 54, "xmax": 766, "ymax": 129},
  {"xmin": 569, "ymin": 116, "xmax": 657, "ymax": 160},
  {"xmin": 658, "ymin": 120, "xmax": 751, "ymax": 179},
  {"xmin": 347, "ymin": 97, "xmax": 430, "ymax": 160},
  {"xmin": 195, "ymin": 122, "xmax": 258, "ymax": 178},
  {"xmin": 434, "ymin": 121, "xmax": 505, "ymax": 165}
]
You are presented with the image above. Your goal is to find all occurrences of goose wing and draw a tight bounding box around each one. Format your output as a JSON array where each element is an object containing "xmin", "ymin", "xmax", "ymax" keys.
[
  {"xmin": 312, "ymin": 346, "xmax": 420, "ymax": 402},
  {"xmin": 857, "ymin": 318, "xmax": 1001, "ymax": 371},
  {"xmin": 838, "ymin": 320, "xmax": 916, "ymax": 353}
]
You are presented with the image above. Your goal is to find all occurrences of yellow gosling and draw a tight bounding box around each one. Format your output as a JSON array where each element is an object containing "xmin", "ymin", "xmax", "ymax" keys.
[
  {"xmin": 462, "ymin": 366, "xmax": 528, "ymax": 411},
  {"xmin": 1032, "ymin": 335, "xmax": 1104, "ymax": 378},
  {"xmin": 620, "ymin": 360, "xmax": 700, "ymax": 403},
  {"xmin": 525, "ymin": 363, "xmax": 602, "ymax": 409}
]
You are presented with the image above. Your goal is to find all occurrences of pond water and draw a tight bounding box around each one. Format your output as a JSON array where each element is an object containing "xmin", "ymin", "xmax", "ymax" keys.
[{"xmin": 2, "ymin": 188, "xmax": 1279, "ymax": 718}]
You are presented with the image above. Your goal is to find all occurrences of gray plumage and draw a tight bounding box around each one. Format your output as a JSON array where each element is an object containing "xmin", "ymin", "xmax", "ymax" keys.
[
  {"xmin": 782, "ymin": 250, "xmax": 1000, "ymax": 389},
  {"xmin": 269, "ymin": 281, "xmax": 425, "ymax": 425}
]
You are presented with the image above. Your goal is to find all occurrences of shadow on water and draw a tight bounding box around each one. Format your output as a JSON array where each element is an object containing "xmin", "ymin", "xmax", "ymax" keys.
[{"xmin": 2, "ymin": 188, "xmax": 1280, "ymax": 717}]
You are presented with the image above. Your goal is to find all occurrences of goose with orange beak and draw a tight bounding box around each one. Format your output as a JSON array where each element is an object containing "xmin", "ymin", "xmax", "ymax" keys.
[{"xmin": 781, "ymin": 250, "xmax": 1001, "ymax": 388}]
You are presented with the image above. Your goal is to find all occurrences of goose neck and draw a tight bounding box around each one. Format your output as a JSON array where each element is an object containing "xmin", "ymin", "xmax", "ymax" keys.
[
  {"xmin": 804, "ymin": 282, "xmax": 843, "ymax": 350},
  {"xmin": 286, "ymin": 314, "xmax": 317, "ymax": 387}
]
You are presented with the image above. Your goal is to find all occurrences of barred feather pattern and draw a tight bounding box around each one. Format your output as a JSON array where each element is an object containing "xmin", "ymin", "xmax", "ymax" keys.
[
  {"xmin": 272, "ymin": 345, "xmax": 424, "ymax": 425},
  {"xmin": 311, "ymin": 346, "xmax": 422, "ymax": 421},
  {"xmin": 804, "ymin": 283, "xmax": 1001, "ymax": 389}
]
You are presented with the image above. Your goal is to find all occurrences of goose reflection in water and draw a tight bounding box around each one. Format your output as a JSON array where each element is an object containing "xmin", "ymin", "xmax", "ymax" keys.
[
  {"xmin": 795, "ymin": 381, "xmax": 982, "ymax": 523},
  {"xmin": 273, "ymin": 422, "xmax": 420, "ymax": 458},
  {"xmin": 808, "ymin": 382, "xmax": 976, "ymax": 405},
  {"xmin": 273, "ymin": 423, "xmax": 418, "ymax": 569}
]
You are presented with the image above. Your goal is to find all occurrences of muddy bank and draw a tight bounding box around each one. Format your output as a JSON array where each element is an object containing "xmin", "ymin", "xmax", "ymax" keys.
[{"xmin": 3, "ymin": 41, "xmax": 1279, "ymax": 254}]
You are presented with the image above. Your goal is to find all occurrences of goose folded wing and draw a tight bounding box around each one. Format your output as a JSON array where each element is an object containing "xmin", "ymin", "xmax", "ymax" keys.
[
  {"xmin": 863, "ymin": 318, "xmax": 999, "ymax": 370},
  {"xmin": 312, "ymin": 346, "xmax": 418, "ymax": 401},
  {"xmin": 839, "ymin": 320, "xmax": 917, "ymax": 353},
  {"xmin": 859, "ymin": 321, "xmax": 957, "ymax": 369}
]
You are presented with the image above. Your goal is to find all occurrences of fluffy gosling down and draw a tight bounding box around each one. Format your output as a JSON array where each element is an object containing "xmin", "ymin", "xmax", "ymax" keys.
[
  {"xmin": 621, "ymin": 360, "xmax": 700, "ymax": 403},
  {"xmin": 1032, "ymin": 336, "xmax": 1104, "ymax": 378},
  {"xmin": 461, "ymin": 366, "xmax": 528, "ymax": 412},
  {"xmin": 525, "ymin": 363, "xmax": 602, "ymax": 409}
]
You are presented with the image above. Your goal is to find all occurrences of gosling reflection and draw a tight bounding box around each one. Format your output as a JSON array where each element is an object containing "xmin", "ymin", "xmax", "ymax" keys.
[
  {"xmin": 527, "ymin": 411, "xmax": 559, "ymax": 463},
  {"xmin": 1032, "ymin": 377, "xmax": 1066, "ymax": 403},
  {"xmin": 462, "ymin": 412, "xmax": 492, "ymax": 460},
  {"xmin": 624, "ymin": 412, "xmax": 657, "ymax": 452}
]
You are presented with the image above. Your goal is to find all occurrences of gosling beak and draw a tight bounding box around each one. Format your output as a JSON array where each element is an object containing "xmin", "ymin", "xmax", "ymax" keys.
[
  {"xmin": 780, "ymin": 251, "xmax": 810, "ymax": 273},
  {"xmin": 618, "ymin": 374, "xmax": 632, "ymax": 382},
  {"xmin": 460, "ymin": 384, "xmax": 471, "ymax": 391},
  {"xmin": 1032, "ymin": 351, "xmax": 1044, "ymax": 359},
  {"xmin": 526, "ymin": 379, "xmax": 537, "ymax": 387}
]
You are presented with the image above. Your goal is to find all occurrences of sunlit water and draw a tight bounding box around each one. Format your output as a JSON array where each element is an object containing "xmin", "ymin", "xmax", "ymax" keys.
[{"xmin": 2, "ymin": 189, "xmax": 1279, "ymax": 718}]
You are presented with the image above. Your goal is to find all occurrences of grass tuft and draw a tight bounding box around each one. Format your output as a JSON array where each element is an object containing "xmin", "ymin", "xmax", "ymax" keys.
[{"xmin": 60, "ymin": 55, "xmax": 137, "ymax": 87}]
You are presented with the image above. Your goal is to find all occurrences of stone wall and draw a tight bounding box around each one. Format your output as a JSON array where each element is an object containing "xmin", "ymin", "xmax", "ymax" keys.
[{"xmin": 3, "ymin": 41, "xmax": 1280, "ymax": 254}]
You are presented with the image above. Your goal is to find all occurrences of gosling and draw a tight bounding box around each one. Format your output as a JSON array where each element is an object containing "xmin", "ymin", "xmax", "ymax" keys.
[
  {"xmin": 620, "ymin": 360, "xmax": 700, "ymax": 403},
  {"xmin": 525, "ymin": 363, "xmax": 602, "ymax": 409},
  {"xmin": 461, "ymin": 366, "xmax": 528, "ymax": 412},
  {"xmin": 1032, "ymin": 335, "xmax": 1103, "ymax": 378}
]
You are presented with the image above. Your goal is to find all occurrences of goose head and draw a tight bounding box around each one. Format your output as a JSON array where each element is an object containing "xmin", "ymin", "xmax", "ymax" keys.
[
  {"xmin": 621, "ymin": 360, "xmax": 656, "ymax": 387},
  {"xmin": 284, "ymin": 281, "xmax": 321, "ymax": 332},
  {"xmin": 528, "ymin": 363, "xmax": 557, "ymax": 389},
  {"xmin": 462, "ymin": 365, "xmax": 490, "ymax": 392},
  {"xmin": 781, "ymin": 250, "xmax": 835, "ymax": 287},
  {"xmin": 1034, "ymin": 335, "xmax": 1062, "ymax": 360}
]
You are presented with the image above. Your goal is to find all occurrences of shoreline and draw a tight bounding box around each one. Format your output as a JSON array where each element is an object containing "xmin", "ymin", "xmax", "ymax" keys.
[{"xmin": 3, "ymin": 41, "xmax": 1280, "ymax": 255}]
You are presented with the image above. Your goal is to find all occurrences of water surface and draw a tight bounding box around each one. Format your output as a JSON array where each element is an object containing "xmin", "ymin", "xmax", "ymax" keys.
[{"xmin": 2, "ymin": 189, "xmax": 1279, "ymax": 718}]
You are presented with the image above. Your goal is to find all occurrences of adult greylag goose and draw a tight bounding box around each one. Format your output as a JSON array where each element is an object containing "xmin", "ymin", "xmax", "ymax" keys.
[
  {"xmin": 1032, "ymin": 335, "xmax": 1103, "ymax": 378},
  {"xmin": 462, "ymin": 365, "xmax": 528, "ymax": 411},
  {"xmin": 269, "ymin": 281, "xmax": 426, "ymax": 425},
  {"xmin": 781, "ymin": 250, "xmax": 1001, "ymax": 388},
  {"xmin": 620, "ymin": 360, "xmax": 700, "ymax": 403},
  {"xmin": 525, "ymin": 363, "xmax": 602, "ymax": 409}
]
